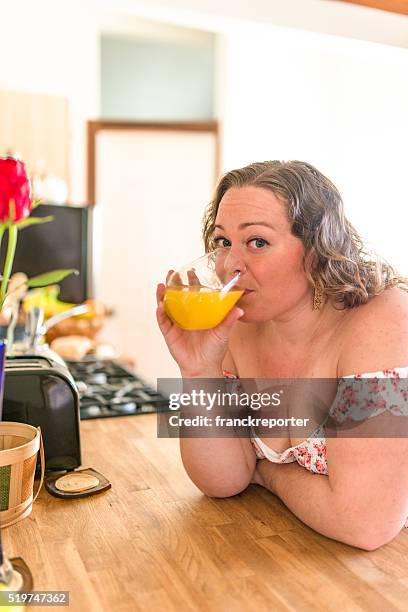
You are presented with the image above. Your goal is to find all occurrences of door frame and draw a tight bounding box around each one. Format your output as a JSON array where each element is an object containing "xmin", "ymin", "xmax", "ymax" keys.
[{"xmin": 87, "ymin": 120, "xmax": 220, "ymax": 204}]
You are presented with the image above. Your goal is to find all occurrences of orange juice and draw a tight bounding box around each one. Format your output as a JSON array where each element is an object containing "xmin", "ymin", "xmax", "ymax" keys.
[{"xmin": 164, "ymin": 287, "xmax": 244, "ymax": 330}]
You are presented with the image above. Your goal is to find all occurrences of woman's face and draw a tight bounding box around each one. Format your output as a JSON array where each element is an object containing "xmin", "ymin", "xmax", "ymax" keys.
[{"xmin": 213, "ymin": 186, "xmax": 312, "ymax": 323}]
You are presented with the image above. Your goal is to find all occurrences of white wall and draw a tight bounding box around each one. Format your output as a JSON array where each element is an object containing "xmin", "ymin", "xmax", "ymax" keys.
[
  {"xmin": 2, "ymin": 0, "xmax": 407, "ymax": 201},
  {"xmin": 0, "ymin": 0, "xmax": 100, "ymax": 203},
  {"xmin": 95, "ymin": 0, "xmax": 408, "ymax": 276},
  {"xmin": 101, "ymin": 33, "xmax": 215, "ymax": 120},
  {"xmin": 218, "ymin": 23, "xmax": 408, "ymax": 275},
  {"xmin": 96, "ymin": 0, "xmax": 408, "ymax": 49}
]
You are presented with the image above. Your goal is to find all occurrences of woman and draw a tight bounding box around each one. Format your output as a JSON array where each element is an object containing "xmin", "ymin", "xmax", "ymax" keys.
[{"xmin": 156, "ymin": 160, "xmax": 408, "ymax": 551}]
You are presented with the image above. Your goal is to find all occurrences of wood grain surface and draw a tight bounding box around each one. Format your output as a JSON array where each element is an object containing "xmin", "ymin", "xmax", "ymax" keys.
[
  {"xmin": 0, "ymin": 89, "xmax": 69, "ymax": 185},
  {"xmin": 3, "ymin": 416, "xmax": 408, "ymax": 611}
]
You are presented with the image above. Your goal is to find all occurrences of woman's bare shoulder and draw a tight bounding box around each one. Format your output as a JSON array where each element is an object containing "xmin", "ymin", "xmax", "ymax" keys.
[
  {"xmin": 338, "ymin": 287, "xmax": 408, "ymax": 376},
  {"xmin": 342, "ymin": 286, "xmax": 408, "ymax": 328}
]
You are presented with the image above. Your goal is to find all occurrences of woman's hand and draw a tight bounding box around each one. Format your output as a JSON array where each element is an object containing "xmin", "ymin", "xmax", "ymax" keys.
[
  {"xmin": 250, "ymin": 459, "xmax": 278, "ymax": 493},
  {"xmin": 156, "ymin": 271, "xmax": 244, "ymax": 378}
]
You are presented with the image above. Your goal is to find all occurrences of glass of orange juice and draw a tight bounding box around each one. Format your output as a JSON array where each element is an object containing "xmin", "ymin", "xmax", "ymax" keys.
[{"xmin": 163, "ymin": 249, "xmax": 243, "ymax": 330}]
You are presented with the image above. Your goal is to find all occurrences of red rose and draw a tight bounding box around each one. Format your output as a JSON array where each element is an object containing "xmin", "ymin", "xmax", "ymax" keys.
[{"xmin": 0, "ymin": 157, "xmax": 32, "ymax": 223}]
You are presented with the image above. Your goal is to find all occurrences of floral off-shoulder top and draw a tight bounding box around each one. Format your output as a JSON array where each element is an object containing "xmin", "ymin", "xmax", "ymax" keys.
[{"xmin": 224, "ymin": 367, "xmax": 408, "ymax": 528}]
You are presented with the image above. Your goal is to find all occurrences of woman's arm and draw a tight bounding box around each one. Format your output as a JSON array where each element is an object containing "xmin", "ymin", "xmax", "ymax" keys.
[
  {"xmin": 255, "ymin": 289, "xmax": 408, "ymax": 550},
  {"xmin": 156, "ymin": 281, "xmax": 255, "ymax": 495},
  {"xmin": 254, "ymin": 433, "xmax": 408, "ymax": 551},
  {"xmin": 254, "ymin": 460, "xmax": 361, "ymax": 546},
  {"xmin": 179, "ymin": 349, "xmax": 257, "ymax": 498},
  {"xmin": 181, "ymin": 436, "xmax": 256, "ymax": 498}
]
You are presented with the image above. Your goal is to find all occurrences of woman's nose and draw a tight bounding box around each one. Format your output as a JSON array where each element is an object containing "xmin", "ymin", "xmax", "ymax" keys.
[{"xmin": 224, "ymin": 250, "xmax": 246, "ymax": 276}]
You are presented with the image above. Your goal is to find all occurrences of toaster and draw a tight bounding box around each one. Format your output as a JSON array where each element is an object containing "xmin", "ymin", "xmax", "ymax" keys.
[{"xmin": 2, "ymin": 355, "xmax": 81, "ymax": 472}]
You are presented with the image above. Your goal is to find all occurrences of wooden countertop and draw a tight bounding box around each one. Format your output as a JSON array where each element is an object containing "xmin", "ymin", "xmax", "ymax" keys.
[{"xmin": 4, "ymin": 415, "xmax": 408, "ymax": 611}]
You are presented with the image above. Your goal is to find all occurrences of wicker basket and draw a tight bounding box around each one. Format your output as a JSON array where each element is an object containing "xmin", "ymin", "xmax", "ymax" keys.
[{"xmin": 0, "ymin": 422, "xmax": 44, "ymax": 528}]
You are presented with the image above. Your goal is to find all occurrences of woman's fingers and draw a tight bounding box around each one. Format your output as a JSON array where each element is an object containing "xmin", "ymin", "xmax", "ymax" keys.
[
  {"xmin": 172, "ymin": 271, "xmax": 183, "ymax": 286},
  {"xmin": 156, "ymin": 300, "xmax": 173, "ymax": 336},
  {"xmin": 187, "ymin": 268, "xmax": 201, "ymax": 286},
  {"xmin": 212, "ymin": 306, "xmax": 244, "ymax": 343},
  {"xmin": 166, "ymin": 269, "xmax": 175, "ymax": 284},
  {"xmin": 156, "ymin": 283, "xmax": 165, "ymax": 306},
  {"xmin": 157, "ymin": 269, "xmax": 173, "ymax": 305},
  {"xmin": 156, "ymin": 280, "xmax": 178, "ymax": 338}
]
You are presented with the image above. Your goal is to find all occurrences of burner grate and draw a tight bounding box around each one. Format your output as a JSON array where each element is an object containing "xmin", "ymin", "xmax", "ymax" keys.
[{"xmin": 65, "ymin": 358, "xmax": 169, "ymax": 420}]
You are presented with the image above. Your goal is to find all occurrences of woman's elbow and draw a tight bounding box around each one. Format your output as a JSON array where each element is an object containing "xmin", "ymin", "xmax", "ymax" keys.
[
  {"xmin": 197, "ymin": 482, "xmax": 249, "ymax": 498},
  {"xmin": 352, "ymin": 535, "xmax": 393, "ymax": 552},
  {"xmin": 347, "ymin": 522, "xmax": 403, "ymax": 551},
  {"xmin": 182, "ymin": 462, "xmax": 253, "ymax": 498},
  {"xmin": 196, "ymin": 478, "xmax": 251, "ymax": 499}
]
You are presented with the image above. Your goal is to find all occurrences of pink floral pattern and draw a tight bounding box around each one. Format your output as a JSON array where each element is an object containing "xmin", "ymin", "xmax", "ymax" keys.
[{"xmin": 223, "ymin": 368, "xmax": 408, "ymax": 528}]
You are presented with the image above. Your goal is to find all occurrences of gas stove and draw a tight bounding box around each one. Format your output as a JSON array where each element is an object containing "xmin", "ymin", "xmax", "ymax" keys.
[{"xmin": 65, "ymin": 357, "xmax": 169, "ymax": 420}]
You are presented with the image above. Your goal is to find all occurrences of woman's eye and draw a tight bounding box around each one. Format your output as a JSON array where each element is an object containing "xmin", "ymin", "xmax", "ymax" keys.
[
  {"xmin": 214, "ymin": 236, "xmax": 231, "ymax": 248},
  {"xmin": 249, "ymin": 238, "xmax": 268, "ymax": 249}
]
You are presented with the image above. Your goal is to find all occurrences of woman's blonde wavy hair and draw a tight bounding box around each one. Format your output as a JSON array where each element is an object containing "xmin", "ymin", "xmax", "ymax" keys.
[{"xmin": 202, "ymin": 160, "xmax": 407, "ymax": 309}]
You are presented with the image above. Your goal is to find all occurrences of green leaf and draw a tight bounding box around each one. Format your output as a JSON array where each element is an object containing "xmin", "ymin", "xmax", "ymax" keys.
[
  {"xmin": 31, "ymin": 199, "xmax": 42, "ymax": 210},
  {"xmin": 16, "ymin": 215, "xmax": 54, "ymax": 230},
  {"xmin": 27, "ymin": 269, "xmax": 78, "ymax": 288}
]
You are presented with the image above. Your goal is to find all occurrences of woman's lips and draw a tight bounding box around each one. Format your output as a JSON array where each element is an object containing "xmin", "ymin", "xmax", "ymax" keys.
[{"xmin": 237, "ymin": 288, "xmax": 254, "ymax": 296}]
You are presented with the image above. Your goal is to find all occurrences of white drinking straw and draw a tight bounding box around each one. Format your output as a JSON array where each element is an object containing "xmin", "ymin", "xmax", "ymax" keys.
[{"xmin": 220, "ymin": 271, "xmax": 241, "ymax": 298}]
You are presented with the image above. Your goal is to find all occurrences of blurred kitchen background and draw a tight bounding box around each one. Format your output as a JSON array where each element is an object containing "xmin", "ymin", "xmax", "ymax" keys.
[{"xmin": 1, "ymin": 0, "xmax": 407, "ymax": 385}]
